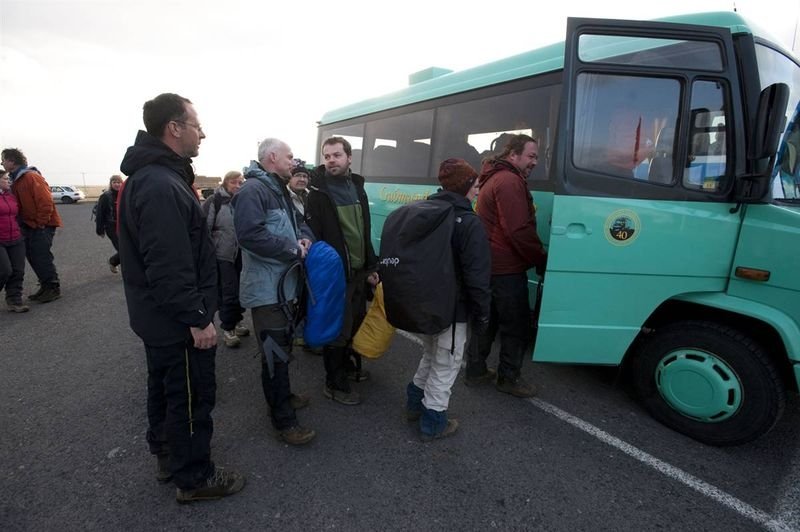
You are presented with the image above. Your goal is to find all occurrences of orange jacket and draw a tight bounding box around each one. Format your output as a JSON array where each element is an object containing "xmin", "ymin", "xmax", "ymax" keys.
[{"xmin": 11, "ymin": 170, "xmax": 62, "ymax": 229}]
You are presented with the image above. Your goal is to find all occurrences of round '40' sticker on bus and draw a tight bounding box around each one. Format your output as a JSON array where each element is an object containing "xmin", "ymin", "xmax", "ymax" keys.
[{"xmin": 604, "ymin": 209, "xmax": 641, "ymax": 246}]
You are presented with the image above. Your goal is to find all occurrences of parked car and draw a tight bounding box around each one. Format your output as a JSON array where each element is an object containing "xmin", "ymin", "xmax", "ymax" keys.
[{"xmin": 50, "ymin": 185, "xmax": 85, "ymax": 204}]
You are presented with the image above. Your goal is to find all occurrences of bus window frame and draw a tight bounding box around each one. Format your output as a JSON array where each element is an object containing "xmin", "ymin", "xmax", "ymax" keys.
[
  {"xmin": 555, "ymin": 17, "xmax": 745, "ymax": 203},
  {"xmin": 317, "ymin": 72, "xmax": 562, "ymax": 191}
]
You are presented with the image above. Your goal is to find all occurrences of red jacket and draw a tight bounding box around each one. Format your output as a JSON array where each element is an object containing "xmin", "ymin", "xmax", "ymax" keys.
[
  {"xmin": 476, "ymin": 159, "xmax": 546, "ymax": 275},
  {"xmin": 0, "ymin": 190, "xmax": 22, "ymax": 243},
  {"xmin": 11, "ymin": 170, "xmax": 62, "ymax": 229}
]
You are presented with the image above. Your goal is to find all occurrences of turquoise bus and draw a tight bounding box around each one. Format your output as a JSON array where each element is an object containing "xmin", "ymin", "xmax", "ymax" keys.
[{"xmin": 315, "ymin": 12, "xmax": 800, "ymax": 446}]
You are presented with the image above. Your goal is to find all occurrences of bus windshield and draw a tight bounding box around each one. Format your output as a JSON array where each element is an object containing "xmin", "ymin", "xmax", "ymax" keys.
[{"xmin": 759, "ymin": 43, "xmax": 800, "ymax": 201}]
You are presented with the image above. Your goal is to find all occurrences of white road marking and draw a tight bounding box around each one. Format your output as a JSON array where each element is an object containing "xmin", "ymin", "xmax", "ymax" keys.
[
  {"xmin": 529, "ymin": 398, "xmax": 798, "ymax": 532},
  {"xmin": 395, "ymin": 330, "xmax": 797, "ymax": 530},
  {"xmin": 772, "ymin": 450, "xmax": 800, "ymax": 531}
]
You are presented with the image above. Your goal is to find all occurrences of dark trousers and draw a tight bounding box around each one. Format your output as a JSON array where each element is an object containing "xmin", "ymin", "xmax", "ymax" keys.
[
  {"xmin": 144, "ymin": 340, "xmax": 216, "ymax": 490},
  {"xmin": 466, "ymin": 272, "xmax": 533, "ymax": 380},
  {"xmin": 105, "ymin": 225, "xmax": 120, "ymax": 267},
  {"xmin": 324, "ymin": 270, "xmax": 367, "ymax": 391},
  {"xmin": 0, "ymin": 239, "xmax": 26, "ymax": 303},
  {"xmin": 252, "ymin": 304, "xmax": 297, "ymax": 430},
  {"xmin": 217, "ymin": 255, "xmax": 244, "ymax": 331},
  {"xmin": 23, "ymin": 226, "xmax": 59, "ymax": 287}
]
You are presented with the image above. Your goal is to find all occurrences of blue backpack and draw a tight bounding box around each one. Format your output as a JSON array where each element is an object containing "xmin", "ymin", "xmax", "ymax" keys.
[{"xmin": 303, "ymin": 241, "xmax": 346, "ymax": 347}]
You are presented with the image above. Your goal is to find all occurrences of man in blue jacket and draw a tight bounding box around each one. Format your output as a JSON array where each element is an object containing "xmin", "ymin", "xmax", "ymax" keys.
[
  {"xmin": 118, "ymin": 93, "xmax": 245, "ymax": 503},
  {"xmin": 233, "ymin": 138, "xmax": 315, "ymax": 446}
]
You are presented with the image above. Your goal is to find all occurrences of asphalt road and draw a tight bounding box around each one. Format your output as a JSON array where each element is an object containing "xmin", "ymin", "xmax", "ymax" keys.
[{"xmin": 2, "ymin": 202, "xmax": 798, "ymax": 531}]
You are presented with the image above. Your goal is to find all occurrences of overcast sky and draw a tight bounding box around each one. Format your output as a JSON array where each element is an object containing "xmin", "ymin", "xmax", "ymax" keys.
[{"xmin": 1, "ymin": 0, "xmax": 798, "ymax": 185}]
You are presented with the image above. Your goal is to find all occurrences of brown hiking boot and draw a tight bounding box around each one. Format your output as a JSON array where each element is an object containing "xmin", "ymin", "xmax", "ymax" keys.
[
  {"xmin": 278, "ymin": 425, "xmax": 316, "ymax": 446},
  {"xmin": 175, "ymin": 467, "xmax": 246, "ymax": 503},
  {"xmin": 27, "ymin": 286, "xmax": 45, "ymax": 301},
  {"xmin": 464, "ymin": 368, "xmax": 497, "ymax": 387},
  {"xmin": 496, "ymin": 376, "xmax": 537, "ymax": 398},
  {"xmin": 155, "ymin": 454, "xmax": 172, "ymax": 484},
  {"xmin": 6, "ymin": 301, "xmax": 30, "ymax": 313},
  {"xmin": 420, "ymin": 419, "xmax": 460, "ymax": 443},
  {"xmin": 35, "ymin": 286, "xmax": 61, "ymax": 303},
  {"xmin": 222, "ymin": 329, "xmax": 241, "ymax": 348},
  {"xmin": 234, "ymin": 321, "xmax": 250, "ymax": 337},
  {"xmin": 323, "ymin": 384, "xmax": 361, "ymax": 406}
]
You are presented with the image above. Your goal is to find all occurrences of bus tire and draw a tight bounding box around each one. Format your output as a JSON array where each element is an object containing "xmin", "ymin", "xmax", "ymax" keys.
[{"xmin": 631, "ymin": 320, "xmax": 784, "ymax": 446}]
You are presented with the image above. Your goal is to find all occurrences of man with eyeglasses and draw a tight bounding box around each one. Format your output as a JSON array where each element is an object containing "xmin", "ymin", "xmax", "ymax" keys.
[{"xmin": 118, "ymin": 92, "xmax": 245, "ymax": 503}]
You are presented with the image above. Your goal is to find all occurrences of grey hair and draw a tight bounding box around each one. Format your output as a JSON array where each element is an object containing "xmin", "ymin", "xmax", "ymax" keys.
[{"xmin": 257, "ymin": 138, "xmax": 285, "ymax": 163}]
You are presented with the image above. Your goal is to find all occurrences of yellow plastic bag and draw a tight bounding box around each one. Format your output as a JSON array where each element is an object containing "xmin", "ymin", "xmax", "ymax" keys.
[{"xmin": 352, "ymin": 283, "xmax": 396, "ymax": 359}]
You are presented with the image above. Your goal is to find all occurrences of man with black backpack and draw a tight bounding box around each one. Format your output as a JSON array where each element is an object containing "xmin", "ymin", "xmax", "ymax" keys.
[{"xmin": 382, "ymin": 158, "xmax": 490, "ymax": 441}]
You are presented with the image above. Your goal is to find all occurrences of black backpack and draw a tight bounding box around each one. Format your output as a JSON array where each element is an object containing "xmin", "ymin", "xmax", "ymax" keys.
[{"xmin": 379, "ymin": 198, "xmax": 457, "ymax": 335}]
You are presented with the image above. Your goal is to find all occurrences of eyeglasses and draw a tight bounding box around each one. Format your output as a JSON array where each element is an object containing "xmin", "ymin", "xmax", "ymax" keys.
[{"xmin": 173, "ymin": 120, "xmax": 204, "ymax": 134}]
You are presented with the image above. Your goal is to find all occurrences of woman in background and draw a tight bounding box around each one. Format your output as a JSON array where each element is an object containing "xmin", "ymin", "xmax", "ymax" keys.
[
  {"xmin": 0, "ymin": 170, "xmax": 28, "ymax": 312},
  {"xmin": 95, "ymin": 174, "xmax": 123, "ymax": 273},
  {"xmin": 203, "ymin": 170, "xmax": 249, "ymax": 347}
]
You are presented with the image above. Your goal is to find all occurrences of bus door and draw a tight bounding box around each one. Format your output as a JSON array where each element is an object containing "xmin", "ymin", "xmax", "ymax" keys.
[{"xmin": 534, "ymin": 17, "xmax": 745, "ymax": 364}]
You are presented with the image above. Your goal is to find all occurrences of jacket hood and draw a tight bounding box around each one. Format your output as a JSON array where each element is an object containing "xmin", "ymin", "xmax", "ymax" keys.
[
  {"xmin": 120, "ymin": 130, "xmax": 195, "ymax": 186},
  {"xmin": 428, "ymin": 189, "xmax": 474, "ymax": 213},
  {"xmin": 243, "ymin": 160, "xmax": 286, "ymax": 196},
  {"xmin": 10, "ymin": 166, "xmax": 41, "ymax": 182},
  {"xmin": 478, "ymin": 158, "xmax": 524, "ymax": 187}
]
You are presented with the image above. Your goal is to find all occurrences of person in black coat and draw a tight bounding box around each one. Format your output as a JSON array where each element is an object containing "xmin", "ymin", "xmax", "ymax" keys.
[
  {"xmin": 404, "ymin": 159, "xmax": 491, "ymax": 441},
  {"xmin": 306, "ymin": 136, "xmax": 379, "ymax": 406},
  {"xmin": 117, "ymin": 92, "xmax": 244, "ymax": 503},
  {"xmin": 95, "ymin": 174, "xmax": 123, "ymax": 273}
]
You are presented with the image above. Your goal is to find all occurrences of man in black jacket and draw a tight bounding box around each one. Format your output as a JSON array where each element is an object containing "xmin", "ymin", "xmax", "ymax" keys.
[
  {"xmin": 118, "ymin": 93, "xmax": 244, "ymax": 503},
  {"xmin": 94, "ymin": 174, "xmax": 123, "ymax": 273},
  {"xmin": 404, "ymin": 159, "xmax": 491, "ymax": 441},
  {"xmin": 306, "ymin": 136, "xmax": 379, "ymax": 405}
]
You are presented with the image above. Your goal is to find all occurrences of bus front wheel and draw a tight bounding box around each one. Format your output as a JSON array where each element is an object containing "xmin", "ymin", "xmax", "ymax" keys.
[{"xmin": 632, "ymin": 320, "xmax": 784, "ymax": 446}]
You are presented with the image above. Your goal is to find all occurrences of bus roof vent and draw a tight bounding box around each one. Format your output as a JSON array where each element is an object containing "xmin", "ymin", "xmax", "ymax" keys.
[{"xmin": 409, "ymin": 67, "xmax": 453, "ymax": 85}]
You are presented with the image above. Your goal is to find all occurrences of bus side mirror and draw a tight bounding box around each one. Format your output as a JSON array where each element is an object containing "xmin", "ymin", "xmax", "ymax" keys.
[{"xmin": 736, "ymin": 83, "xmax": 789, "ymax": 201}]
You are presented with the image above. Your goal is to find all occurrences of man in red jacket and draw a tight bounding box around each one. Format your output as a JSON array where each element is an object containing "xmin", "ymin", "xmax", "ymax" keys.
[
  {"xmin": 1, "ymin": 148, "xmax": 62, "ymax": 303},
  {"xmin": 464, "ymin": 134, "xmax": 546, "ymax": 398}
]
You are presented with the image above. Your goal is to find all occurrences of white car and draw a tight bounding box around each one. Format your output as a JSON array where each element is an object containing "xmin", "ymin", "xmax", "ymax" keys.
[{"xmin": 50, "ymin": 185, "xmax": 85, "ymax": 204}]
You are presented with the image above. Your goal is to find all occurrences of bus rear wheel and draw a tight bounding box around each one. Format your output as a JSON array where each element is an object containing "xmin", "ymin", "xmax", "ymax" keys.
[{"xmin": 631, "ymin": 320, "xmax": 784, "ymax": 446}]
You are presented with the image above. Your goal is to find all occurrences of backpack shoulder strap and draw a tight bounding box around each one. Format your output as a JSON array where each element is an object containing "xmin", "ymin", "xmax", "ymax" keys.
[{"xmin": 213, "ymin": 193, "xmax": 223, "ymax": 216}]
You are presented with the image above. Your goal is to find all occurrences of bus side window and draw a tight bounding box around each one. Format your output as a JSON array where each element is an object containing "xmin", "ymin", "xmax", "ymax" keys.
[
  {"xmin": 573, "ymin": 73, "xmax": 680, "ymax": 184},
  {"xmin": 363, "ymin": 109, "xmax": 433, "ymax": 179}
]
